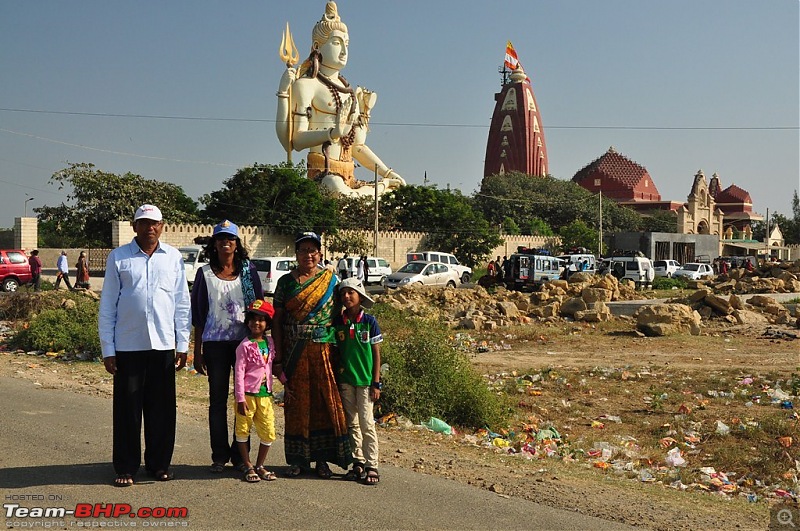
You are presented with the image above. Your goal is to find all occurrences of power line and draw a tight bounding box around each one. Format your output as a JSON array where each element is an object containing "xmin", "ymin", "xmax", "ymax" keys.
[{"xmin": 0, "ymin": 107, "xmax": 797, "ymax": 131}]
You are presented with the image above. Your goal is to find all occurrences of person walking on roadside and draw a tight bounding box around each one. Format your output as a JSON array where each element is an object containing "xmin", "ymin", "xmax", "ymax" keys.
[
  {"xmin": 28, "ymin": 250, "xmax": 42, "ymax": 292},
  {"xmin": 54, "ymin": 250, "xmax": 73, "ymax": 290},
  {"xmin": 98, "ymin": 204, "xmax": 191, "ymax": 487},
  {"xmin": 75, "ymin": 251, "xmax": 90, "ymax": 289},
  {"xmin": 337, "ymin": 254, "xmax": 349, "ymax": 279}
]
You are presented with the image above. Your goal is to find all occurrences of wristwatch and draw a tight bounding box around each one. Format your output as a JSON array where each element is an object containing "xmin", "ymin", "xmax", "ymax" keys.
[{"xmin": 371, "ymin": 381, "xmax": 383, "ymax": 390}]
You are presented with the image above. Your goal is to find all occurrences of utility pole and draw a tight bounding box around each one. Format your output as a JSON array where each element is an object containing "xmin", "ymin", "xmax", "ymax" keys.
[
  {"xmin": 598, "ymin": 191, "xmax": 603, "ymax": 257},
  {"xmin": 374, "ymin": 165, "xmax": 379, "ymax": 257}
]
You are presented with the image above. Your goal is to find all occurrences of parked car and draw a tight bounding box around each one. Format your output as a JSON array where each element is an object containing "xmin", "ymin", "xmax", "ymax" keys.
[
  {"xmin": 0, "ymin": 249, "xmax": 33, "ymax": 292},
  {"xmin": 179, "ymin": 245, "xmax": 208, "ymax": 288},
  {"xmin": 406, "ymin": 251, "xmax": 472, "ymax": 284},
  {"xmin": 251, "ymin": 256, "xmax": 296, "ymax": 296},
  {"xmin": 384, "ymin": 261, "xmax": 459, "ymax": 289},
  {"xmin": 600, "ymin": 256, "xmax": 655, "ymax": 288},
  {"xmin": 673, "ymin": 262, "xmax": 715, "ymax": 280},
  {"xmin": 340, "ymin": 256, "xmax": 393, "ymax": 285},
  {"xmin": 653, "ymin": 259, "xmax": 681, "ymax": 278}
]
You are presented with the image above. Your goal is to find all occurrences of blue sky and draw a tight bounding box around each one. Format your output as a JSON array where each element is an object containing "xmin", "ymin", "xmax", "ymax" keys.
[{"xmin": 1, "ymin": 0, "xmax": 798, "ymax": 230}]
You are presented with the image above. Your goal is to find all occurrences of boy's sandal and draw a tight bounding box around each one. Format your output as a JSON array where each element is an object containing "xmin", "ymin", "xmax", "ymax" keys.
[
  {"xmin": 285, "ymin": 465, "xmax": 303, "ymax": 478},
  {"xmin": 364, "ymin": 468, "xmax": 380, "ymax": 485},
  {"xmin": 254, "ymin": 466, "xmax": 277, "ymax": 481},
  {"xmin": 315, "ymin": 462, "xmax": 333, "ymax": 479},
  {"xmin": 243, "ymin": 467, "xmax": 261, "ymax": 483},
  {"xmin": 344, "ymin": 463, "xmax": 365, "ymax": 481},
  {"xmin": 114, "ymin": 474, "xmax": 133, "ymax": 487},
  {"xmin": 209, "ymin": 462, "xmax": 225, "ymax": 473}
]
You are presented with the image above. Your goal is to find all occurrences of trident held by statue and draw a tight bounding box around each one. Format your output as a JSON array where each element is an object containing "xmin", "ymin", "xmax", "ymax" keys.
[{"xmin": 279, "ymin": 22, "xmax": 299, "ymax": 163}]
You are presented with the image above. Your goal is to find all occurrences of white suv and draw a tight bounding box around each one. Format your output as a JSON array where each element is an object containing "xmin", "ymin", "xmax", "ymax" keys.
[
  {"xmin": 653, "ymin": 259, "xmax": 681, "ymax": 278},
  {"xmin": 406, "ymin": 252, "xmax": 472, "ymax": 284},
  {"xmin": 601, "ymin": 256, "xmax": 655, "ymax": 288}
]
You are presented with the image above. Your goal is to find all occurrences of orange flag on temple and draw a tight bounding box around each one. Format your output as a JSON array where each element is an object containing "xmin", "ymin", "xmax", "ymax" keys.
[
  {"xmin": 504, "ymin": 41, "xmax": 519, "ymax": 70},
  {"xmin": 504, "ymin": 41, "xmax": 531, "ymax": 84}
]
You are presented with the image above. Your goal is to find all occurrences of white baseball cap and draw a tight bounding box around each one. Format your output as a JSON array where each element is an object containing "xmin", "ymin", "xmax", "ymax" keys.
[{"xmin": 134, "ymin": 204, "xmax": 163, "ymax": 222}]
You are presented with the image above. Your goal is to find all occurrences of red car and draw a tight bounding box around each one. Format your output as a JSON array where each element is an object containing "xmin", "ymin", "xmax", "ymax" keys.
[{"xmin": 0, "ymin": 249, "xmax": 33, "ymax": 292}]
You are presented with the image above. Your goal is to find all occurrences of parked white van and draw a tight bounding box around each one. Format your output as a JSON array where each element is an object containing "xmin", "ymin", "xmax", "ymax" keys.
[
  {"xmin": 340, "ymin": 256, "xmax": 393, "ymax": 285},
  {"xmin": 556, "ymin": 253, "xmax": 597, "ymax": 276},
  {"xmin": 406, "ymin": 251, "xmax": 472, "ymax": 284},
  {"xmin": 251, "ymin": 256, "xmax": 296, "ymax": 296}
]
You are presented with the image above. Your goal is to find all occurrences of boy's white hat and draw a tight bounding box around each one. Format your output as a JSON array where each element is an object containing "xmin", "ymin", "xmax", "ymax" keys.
[{"xmin": 337, "ymin": 277, "xmax": 374, "ymax": 308}]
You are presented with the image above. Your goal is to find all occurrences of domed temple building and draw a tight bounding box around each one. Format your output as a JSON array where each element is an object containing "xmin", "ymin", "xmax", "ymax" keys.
[{"xmin": 571, "ymin": 147, "xmax": 762, "ymax": 238}]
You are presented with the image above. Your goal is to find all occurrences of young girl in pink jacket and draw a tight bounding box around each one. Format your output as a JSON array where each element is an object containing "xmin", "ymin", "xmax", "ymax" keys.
[{"xmin": 234, "ymin": 299, "xmax": 279, "ymax": 482}]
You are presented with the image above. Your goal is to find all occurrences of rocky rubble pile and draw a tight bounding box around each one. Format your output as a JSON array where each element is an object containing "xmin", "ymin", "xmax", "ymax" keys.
[
  {"xmin": 666, "ymin": 289, "xmax": 796, "ymax": 327},
  {"xmin": 700, "ymin": 259, "xmax": 800, "ymax": 295},
  {"xmin": 378, "ymin": 272, "xmax": 642, "ymax": 330}
]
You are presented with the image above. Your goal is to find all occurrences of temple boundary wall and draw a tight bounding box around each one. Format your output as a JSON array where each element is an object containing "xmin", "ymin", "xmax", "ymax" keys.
[{"xmin": 113, "ymin": 221, "xmax": 554, "ymax": 268}]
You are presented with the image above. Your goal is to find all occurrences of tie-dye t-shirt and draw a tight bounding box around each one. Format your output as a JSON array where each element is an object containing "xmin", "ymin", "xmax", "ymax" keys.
[{"xmin": 201, "ymin": 267, "xmax": 247, "ymax": 342}]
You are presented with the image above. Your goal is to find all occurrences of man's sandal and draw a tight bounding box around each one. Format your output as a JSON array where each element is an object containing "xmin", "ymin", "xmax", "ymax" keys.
[
  {"xmin": 315, "ymin": 462, "xmax": 333, "ymax": 479},
  {"xmin": 254, "ymin": 466, "xmax": 277, "ymax": 481},
  {"xmin": 209, "ymin": 462, "xmax": 225, "ymax": 473},
  {"xmin": 243, "ymin": 467, "xmax": 261, "ymax": 483},
  {"xmin": 114, "ymin": 474, "xmax": 133, "ymax": 487},
  {"xmin": 364, "ymin": 467, "xmax": 380, "ymax": 485},
  {"xmin": 344, "ymin": 463, "xmax": 365, "ymax": 481}
]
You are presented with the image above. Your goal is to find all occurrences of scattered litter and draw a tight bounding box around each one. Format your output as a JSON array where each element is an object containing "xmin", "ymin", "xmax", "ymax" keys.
[{"xmin": 422, "ymin": 417, "xmax": 453, "ymax": 435}]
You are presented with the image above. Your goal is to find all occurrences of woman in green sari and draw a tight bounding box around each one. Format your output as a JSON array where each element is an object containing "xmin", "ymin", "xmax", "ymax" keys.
[{"xmin": 272, "ymin": 231, "xmax": 351, "ymax": 478}]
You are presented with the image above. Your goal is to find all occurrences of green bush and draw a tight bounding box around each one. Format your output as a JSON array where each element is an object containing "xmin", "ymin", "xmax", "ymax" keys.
[
  {"xmin": 373, "ymin": 304, "xmax": 510, "ymax": 430},
  {"xmin": 13, "ymin": 296, "xmax": 101, "ymax": 358},
  {"xmin": 652, "ymin": 276, "xmax": 688, "ymax": 290}
]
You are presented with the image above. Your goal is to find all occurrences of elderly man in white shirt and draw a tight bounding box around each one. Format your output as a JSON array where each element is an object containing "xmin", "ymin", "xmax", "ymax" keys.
[{"xmin": 98, "ymin": 204, "xmax": 191, "ymax": 487}]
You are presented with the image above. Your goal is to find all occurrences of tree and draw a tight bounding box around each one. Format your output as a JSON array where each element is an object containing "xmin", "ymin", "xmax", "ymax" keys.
[
  {"xmin": 36, "ymin": 162, "xmax": 200, "ymax": 247},
  {"xmin": 326, "ymin": 231, "xmax": 371, "ymax": 257},
  {"xmin": 527, "ymin": 217, "xmax": 554, "ymax": 236},
  {"xmin": 200, "ymin": 163, "xmax": 338, "ymax": 235},
  {"xmin": 558, "ymin": 219, "xmax": 598, "ymax": 251},
  {"xmin": 638, "ymin": 210, "xmax": 678, "ymax": 233},
  {"xmin": 476, "ymin": 172, "xmax": 642, "ymax": 236},
  {"xmin": 380, "ymin": 186, "xmax": 501, "ymax": 267}
]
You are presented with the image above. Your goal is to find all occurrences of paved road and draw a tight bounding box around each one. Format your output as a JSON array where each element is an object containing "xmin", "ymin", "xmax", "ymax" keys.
[{"xmin": 0, "ymin": 376, "xmax": 636, "ymax": 531}]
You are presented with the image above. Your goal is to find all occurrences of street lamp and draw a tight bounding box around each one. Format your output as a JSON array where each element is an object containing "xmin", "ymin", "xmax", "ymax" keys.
[{"xmin": 24, "ymin": 195, "xmax": 34, "ymax": 217}]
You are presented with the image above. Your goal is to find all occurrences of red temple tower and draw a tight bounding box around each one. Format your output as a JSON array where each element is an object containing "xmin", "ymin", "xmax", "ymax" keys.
[{"xmin": 483, "ymin": 57, "xmax": 548, "ymax": 178}]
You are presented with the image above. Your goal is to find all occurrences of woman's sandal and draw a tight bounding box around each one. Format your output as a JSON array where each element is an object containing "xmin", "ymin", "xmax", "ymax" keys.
[
  {"xmin": 344, "ymin": 463, "xmax": 365, "ymax": 481},
  {"xmin": 254, "ymin": 466, "xmax": 277, "ymax": 481},
  {"xmin": 154, "ymin": 470, "xmax": 174, "ymax": 482},
  {"xmin": 209, "ymin": 462, "xmax": 225, "ymax": 474},
  {"xmin": 315, "ymin": 462, "xmax": 333, "ymax": 479},
  {"xmin": 114, "ymin": 474, "xmax": 133, "ymax": 487},
  {"xmin": 243, "ymin": 467, "xmax": 261, "ymax": 483},
  {"xmin": 285, "ymin": 465, "xmax": 303, "ymax": 478},
  {"xmin": 364, "ymin": 467, "xmax": 380, "ymax": 485}
]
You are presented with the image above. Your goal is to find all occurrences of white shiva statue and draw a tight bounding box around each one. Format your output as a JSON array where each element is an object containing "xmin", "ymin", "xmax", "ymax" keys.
[{"xmin": 275, "ymin": 1, "xmax": 405, "ymax": 196}]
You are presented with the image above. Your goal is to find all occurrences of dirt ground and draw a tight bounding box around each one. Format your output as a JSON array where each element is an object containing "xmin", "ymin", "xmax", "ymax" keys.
[{"xmin": 1, "ymin": 313, "xmax": 798, "ymax": 531}]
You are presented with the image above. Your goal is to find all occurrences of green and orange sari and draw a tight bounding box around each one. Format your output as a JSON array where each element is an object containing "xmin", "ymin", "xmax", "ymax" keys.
[{"xmin": 273, "ymin": 268, "xmax": 351, "ymax": 470}]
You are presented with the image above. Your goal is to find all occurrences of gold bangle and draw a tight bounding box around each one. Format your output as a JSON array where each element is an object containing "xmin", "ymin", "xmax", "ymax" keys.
[
  {"xmin": 276, "ymin": 91, "xmax": 289, "ymax": 99},
  {"xmin": 327, "ymin": 128, "xmax": 338, "ymax": 143}
]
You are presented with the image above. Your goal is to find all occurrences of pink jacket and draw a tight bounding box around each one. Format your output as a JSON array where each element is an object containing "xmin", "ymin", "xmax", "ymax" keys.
[{"xmin": 234, "ymin": 336, "xmax": 275, "ymax": 403}]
